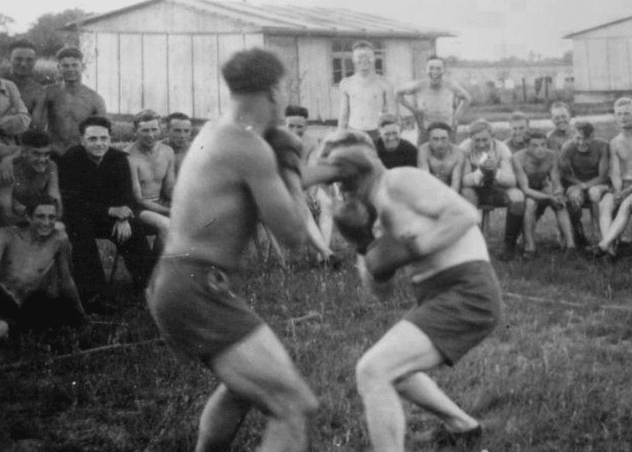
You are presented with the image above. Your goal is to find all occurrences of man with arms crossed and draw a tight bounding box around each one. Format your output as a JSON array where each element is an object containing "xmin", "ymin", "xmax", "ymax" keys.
[
  {"xmin": 320, "ymin": 129, "xmax": 500, "ymax": 452},
  {"xmin": 0, "ymin": 195, "xmax": 84, "ymax": 340},
  {"xmin": 396, "ymin": 55, "xmax": 471, "ymax": 145},
  {"xmin": 44, "ymin": 47, "xmax": 106, "ymax": 157},
  {"xmin": 417, "ymin": 121, "xmax": 463, "ymax": 192},
  {"xmin": 126, "ymin": 109, "xmax": 174, "ymax": 248},
  {"xmin": 460, "ymin": 119, "xmax": 524, "ymax": 260},
  {"xmin": 338, "ymin": 41, "xmax": 395, "ymax": 141},
  {"xmin": 559, "ymin": 121, "xmax": 609, "ymax": 248},
  {"xmin": 512, "ymin": 130, "xmax": 576, "ymax": 258},
  {"xmin": 146, "ymin": 49, "xmax": 321, "ymax": 452},
  {"xmin": 163, "ymin": 112, "xmax": 193, "ymax": 176},
  {"xmin": 546, "ymin": 102, "xmax": 573, "ymax": 152},
  {"xmin": 593, "ymin": 97, "xmax": 632, "ymax": 257}
]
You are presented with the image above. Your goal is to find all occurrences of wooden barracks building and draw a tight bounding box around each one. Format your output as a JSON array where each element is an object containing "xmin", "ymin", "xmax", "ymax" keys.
[{"xmin": 65, "ymin": 0, "xmax": 453, "ymax": 121}]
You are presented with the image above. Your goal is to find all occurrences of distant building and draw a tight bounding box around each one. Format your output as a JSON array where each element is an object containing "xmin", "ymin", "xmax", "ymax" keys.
[
  {"xmin": 64, "ymin": 0, "xmax": 453, "ymax": 121},
  {"xmin": 564, "ymin": 15, "xmax": 632, "ymax": 103}
]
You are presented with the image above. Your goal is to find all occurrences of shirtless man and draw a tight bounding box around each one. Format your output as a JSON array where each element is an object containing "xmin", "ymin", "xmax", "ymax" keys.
[
  {"xmin": 546, "ymin": 102, "xmax": 573, "ymax": 152},
  {"xmin": 0, "ymin": 130, "xmax": 61, "ymax": 225},
  {"xmin": 0, "ymin": 195, "xmax": 84, "ymax": 339},
  {"xmin": 417, "ymin": 121, "xmax": 463, "ymax": 191},
  {"xmin": 126, "ymin": 109, "xmax": 174, "ymax": 245},
  {"xmin": 285, "ymin": 105, "xmax": 339, "ymax": 267},
  {"xmin": 504, "ymin": 111, "xmax": 530, "ymax": 153},
  {"xmin": 512, "ymin": 130, "xmax": 575, "ymax": 258},
  {"xmin": 44, "ymin": 47, "xmax": 106, "ymax": 157},
  {"xmin": 460, "ymin": 119, "xmax": 524, "ymax": 260},
  {"xmin": 320, "ymin": 129, "xmax": 500, "ymax": 452},
  {"xmin": 146, "ymin": 49, "xmax": 322, "ymax": 452},
  {"xmin": 396, "ymin": 55, "xmax": 471, "ymax": 145},
  {"xmin": 338, "ymin": 41, "xmax": 395, "ymax": 141},
  {"xmin": 559, "ymin": 121, "xmax": 610, "ymax": 247},
  {"xmin": 593, "ymin": 97, "xmax": 632, "ymax": 257},
  {"xmin": 7, "ymin": 39, "xmax": 45, "ymax": 129},
  {"xmin": 163, "ymin": 112, "xmax": 193, "ymax": 175}
]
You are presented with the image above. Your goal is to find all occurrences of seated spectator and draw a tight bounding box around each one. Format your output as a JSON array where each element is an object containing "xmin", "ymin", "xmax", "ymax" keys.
[
  {"xmin": 546, "ymin": 102, "xmax": 573, "ymax": 152},
  {"xmin": 460, "ymin": 119, "xmax": 524, "ymax": 260},
  {"xmin": 59, "ymin": 116, "xmax": 155, "ymax": 306},
  {"xmin": 512, "ymin": 130, "xmax": 576, "ymax": 259},
  {"xmin": 504, "ymin": 111, "xmax": 530, "ymax": 153},
  {"xmin": 593, "ymin": 97, "xmax": 632, "ymax": 257},
  {"xmin": 0, "ymin": 195, "xmax": 84, "ymax": 339},
  {"xmin": 559, "ymin": 121, "xmax": 610, "ymax": 247},
  {"xmin": 0, "ymin": 130, "xmax": 61, "ymax": 225},
  {"xmin": 126, "ymin": 110, "xmax": 173, "ymax": 248},
  {"xmin": 285, "ymin": 105, "xmax": 340, "ymax": 268},
  {"xmin": 163, "ymin": 112, "xmax": 193, "ymax": 175},
  {"xmin": 374, "ymin": 113, "xmax": 418, "ymax": 169},
  {"xmin": 417, "ymin": 121, "xmax": 463, "ymax": 191}
]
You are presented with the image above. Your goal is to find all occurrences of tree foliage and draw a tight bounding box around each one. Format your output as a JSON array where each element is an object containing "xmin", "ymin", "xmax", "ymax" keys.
[{"xmin": 23, "ymin": 9, "xmax": 91, "ymax": 58}]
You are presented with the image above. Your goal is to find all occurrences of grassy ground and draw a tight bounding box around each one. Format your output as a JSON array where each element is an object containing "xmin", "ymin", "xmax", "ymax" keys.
[{"xmin": 1, "ymin": 208, "xmax": 632, "ymax": 451}]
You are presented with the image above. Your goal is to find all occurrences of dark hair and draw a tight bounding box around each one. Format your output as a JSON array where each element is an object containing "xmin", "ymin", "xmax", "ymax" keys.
[
  {"xmin": 56, "ymin": 46, "xmax": 83, "ymax": 60},
  {"xmin": 165, "ymin": 112, "xmax": 191, "ymax": 125},
  {"xmin": 352, "ymin": 40, "xmax": 375, "ymax": 52},
  {"xmin": 285, "ymin": 105, "xmax": 309, "ymax": 119},
  {"xmin": 9, "ymin": 39, "xmax": 36, "ymax": 54},
  {"xmin": 526, "ymin": 129, "xmax": 547, "ymax": 142},
  {"xmin": 133, "ymin": 109, "xmax": 161, "ymax": 129},
  {"xmin": 550, "ymin": 101, "xmax": 570, "ymax": 113},
  {"xmin": 427, "ymin": 55, "xmax": 446, "ymax": 66},
  {"xmin": 222, "ymin": 48, "xmax": 285, "ymax": 94},
  {"xmin": 21, "ymin": 130, "xmax": 51, "ymax": 148},
  {"xmin": 378, "ymin": 113, "xmax": 399, "ymax": 128},
  {"xmin": 509, "ymin": 111, "xmax": 529, "ymax": 123},
  {"xmin": 426, "ymin": 121, "xmax": 452, "ymax": 134},
  {"xmin": 25, "ymin": 194, "xmax": 58, "ymax": 217},
  {"xmin": 79, "ymin": 116, "xmax": 112, "ymax": 135},
  {"xmin": 573, "ymin": 121, "xmax": 594, "ymax": 138}
]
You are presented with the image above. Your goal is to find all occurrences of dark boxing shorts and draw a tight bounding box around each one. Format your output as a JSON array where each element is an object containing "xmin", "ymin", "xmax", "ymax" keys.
[
  {"xmin": 405, "ymin": 260, "xmax": 502, "ymax": 366},
  {"xmin": 146, "ymin": 255, "xmax": 264, "ymax": 366}
]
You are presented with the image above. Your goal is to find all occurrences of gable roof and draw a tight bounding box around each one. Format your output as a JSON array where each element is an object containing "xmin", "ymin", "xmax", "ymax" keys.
[
  {"xmin": 65, "ymin": 0, "xmax": 455, "ymax": 39},
  {"xmin": 563, "ymin": 14, "xmax": 632, "ymax": 39}
]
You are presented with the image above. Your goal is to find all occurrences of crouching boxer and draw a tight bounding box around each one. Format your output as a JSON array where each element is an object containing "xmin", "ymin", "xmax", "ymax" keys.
[{"xmin": 323, "ymin": 129, "xmax": 503, "ymax": 452}]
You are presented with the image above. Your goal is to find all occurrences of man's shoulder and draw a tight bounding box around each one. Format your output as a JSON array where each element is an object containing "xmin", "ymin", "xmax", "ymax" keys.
[
  {"xmin": 459, "ymin": 138, "xmax": 473, "ymax": 153},
  {"xmin": 398, "ymin": 138, "xmax": 418, "ymax": 153},
  {"xmin": 495, "ymin": 139, "xmax": 512, "ymax": 156},
  {"xmin": 0, "ymin": 226, "xmax": 18, "ymax": 241},
  {"xmin": 0, "ymin": 77, "xmax": 19, "ymax": 93},
  {"xmin": 44, "ymin": 83, "xmax": 63, "ymax": 97}
]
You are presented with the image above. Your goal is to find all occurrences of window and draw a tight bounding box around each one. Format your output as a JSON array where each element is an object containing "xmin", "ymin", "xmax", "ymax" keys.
[{"xmin": 332, "ymin": 39, "xmax": 385, "ymax": 85}]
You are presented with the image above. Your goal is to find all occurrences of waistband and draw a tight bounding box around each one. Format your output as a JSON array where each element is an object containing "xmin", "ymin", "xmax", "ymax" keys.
[{"xmin": 411, "ymin": 260, "xmax": 493, "ymax": 293}]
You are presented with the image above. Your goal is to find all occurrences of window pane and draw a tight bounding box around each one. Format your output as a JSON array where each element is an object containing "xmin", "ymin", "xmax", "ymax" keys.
[{"xmin": 333, "ymin": 58, "xmax": 342, "ymax": 70}]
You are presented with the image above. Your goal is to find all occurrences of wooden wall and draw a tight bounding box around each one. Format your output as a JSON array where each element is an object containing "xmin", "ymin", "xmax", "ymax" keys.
[{"xmin": 80, "ymin": 32, "xmax": 264, "ymax": 119}]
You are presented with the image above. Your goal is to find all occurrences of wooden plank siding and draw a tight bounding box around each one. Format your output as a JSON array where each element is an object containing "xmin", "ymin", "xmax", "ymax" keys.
[
  {"xmin": 297, "ymin": 37, "xmax": 331, "ymax": 121},
  {"xmin": 95, "ymin": 33, "xmax": 120, "ymax": 113},
  {"xmin": 217, "ymin": 34, "xmax": 248, "ymax": 115},
  {"xmin": 266, "ymin": 35, "xmax": 300, "ymax": 105},
  {"xmin": 142, "ymin": 34, "xmax": 169, "ymax": 114},
  {"xmin": 167, "ymin": 34, "xmax": 194, "ymax": 116},
  {"xmin": 192, "ymin": 35, "xmax": 219, "ymax": 119},
  {"xmin": 119, "ymin": 34, "xmax": 143, "ymax": 114}
]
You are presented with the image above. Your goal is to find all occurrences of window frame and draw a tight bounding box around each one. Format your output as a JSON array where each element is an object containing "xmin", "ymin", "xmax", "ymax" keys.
[{"xmin": 332, "ymin": 38, "xmax": 386, "ymax": 85}]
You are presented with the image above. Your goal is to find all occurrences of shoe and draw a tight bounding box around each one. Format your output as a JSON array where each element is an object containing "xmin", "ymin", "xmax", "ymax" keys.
[
  {"xmin": 521, "ymin": 250, "xmax": 536, "ymax": 261},
  {"xmin": 418, "ymin": 424, "xmax": 483, "ymax": 450}
]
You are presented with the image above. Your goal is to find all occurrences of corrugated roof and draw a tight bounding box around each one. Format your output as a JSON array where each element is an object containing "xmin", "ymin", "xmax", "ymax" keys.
[
  {"xmin": 65, "ymin": 0, "xmax": 455, "ymax": 39},
  {"xmin": 563, "ymin": 14, "xmax": 632, "ymax": 39}
]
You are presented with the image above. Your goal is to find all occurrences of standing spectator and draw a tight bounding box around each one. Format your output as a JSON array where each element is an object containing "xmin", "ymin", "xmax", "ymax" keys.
[
  {"xmin": 417, "ymin": 121, "xmax": 463, "ymax": 192},
  {"xmin": 374, "ymin": 114, "xmax": 418, "ymax": 169},
  {"xmin": 546, "ymin": 102, "xmax": 573, "ymax": 152},
  {"xmin": 504, "ymin": 111, "xmax": 530, "ymax": 153},
  {"xmin": 0, "ymin": 73, "xmax": 30, "ymax": 147},
  {"xmin": 460, "ymin": 119, "xmax": 524, "ymax": 260},
  {"xmin": 163, "ymin": 112, "xmax": 193, "ymax": 176},
  {"xmin": 6, "ymin": 39, "xmax": 45, "ymax": 128},
  {"xmin": 59, "ymin": 116, "xmax": 155, "ymax": 307},
  {"xmin": 0, "ymin": 195, "xmax": 84, "ymax": 340},
  {"xmin": 338, "ymin": 41, "xmax": 395, "ymax": 141},
  {"xmin": 559, "ymin": 121, "xmax": 610, "ymax": 247},
  {"xmin": 0, "ymin": 130, "xmax": 61, "ymax": 225},
  {"xmin": 44, "ymin": 47, "xmax": 106, "ymax": 157},
  {"xmin": 396, "ymin": 55, "xmax": 471, "ymax": 145}
]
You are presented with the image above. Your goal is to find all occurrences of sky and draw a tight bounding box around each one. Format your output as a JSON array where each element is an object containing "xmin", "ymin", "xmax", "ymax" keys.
[{"xmin": 4, "ymin": 0, "xmax": 632, "ymax": 60}]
